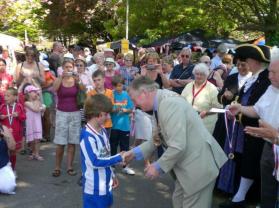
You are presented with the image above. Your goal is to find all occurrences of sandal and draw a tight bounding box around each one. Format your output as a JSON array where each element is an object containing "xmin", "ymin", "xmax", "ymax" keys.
[
  {"xmin": 67, "ymin": 169, "xmax": 77, "ymax": 176},
  {"xmin": 34, "ymin": 155, "xmax": 44, "ymax": 161},
  {"xmin": 52, "ymin": 169, "xmax": 61, "ymax": 177},
  {"xmin": 28, "ymin": 155, "xmax": 35, "ymax": 160}
]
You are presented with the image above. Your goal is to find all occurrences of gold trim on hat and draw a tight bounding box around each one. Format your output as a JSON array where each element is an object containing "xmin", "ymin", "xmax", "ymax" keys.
[{"xmin": 236, "ymin": 44, "xmax": 270, "ymax": 62}]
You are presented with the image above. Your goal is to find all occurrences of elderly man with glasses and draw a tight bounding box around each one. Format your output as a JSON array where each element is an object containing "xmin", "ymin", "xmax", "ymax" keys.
[{"xmin": 169, "ymin": 47, "xmax": 195, "ymax": 94}]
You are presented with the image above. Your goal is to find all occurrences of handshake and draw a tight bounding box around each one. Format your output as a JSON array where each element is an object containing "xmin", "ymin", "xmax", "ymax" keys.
[{"xmin": 119, "ymin": 150, "xmax": 135, "ymax": 166}]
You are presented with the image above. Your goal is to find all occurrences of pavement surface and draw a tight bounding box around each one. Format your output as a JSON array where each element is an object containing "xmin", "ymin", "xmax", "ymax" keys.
[{"xmin": 0, "ymin": 143, "xmax": 258, "ymax": 208}]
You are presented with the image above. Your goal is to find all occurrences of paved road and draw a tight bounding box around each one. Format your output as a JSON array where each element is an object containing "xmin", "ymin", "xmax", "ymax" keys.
[{"xmin": 0, "ymin": 143, "xmax": 257, "ymax": 208}]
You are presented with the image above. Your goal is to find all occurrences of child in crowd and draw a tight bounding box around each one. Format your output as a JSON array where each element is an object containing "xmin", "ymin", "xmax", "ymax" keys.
[
  {"xmin": 24, "ymin": 85, "xmax": 45, "ymax": 161},
  {"xmin": 80, "ymin": 94, "xmax": 124, "ymax": 208},
  {"xmin": 0, "ymin": 125, "xmax": 16, "ymax": 194},
  {"xmin": 110, "ymin": 75, "xmax": 135, "ymax": 175},
  {"xmin": 87, "ymin": 70, "xmax": 114, "ymax": 137},
  {"xmin": 0, "ymin": 88, "xmax": 26, "ymax": 171},
  {"xmin": 104, "ymin": 57, "xmax": 120, "ymax": 90},
  {"xmin": 41, "ymin": 60, "xmax": 56, "ymax": 142}
]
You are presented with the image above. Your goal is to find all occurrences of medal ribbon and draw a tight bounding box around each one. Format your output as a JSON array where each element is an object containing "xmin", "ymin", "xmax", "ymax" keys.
[
  {"xmin": 6, "ymin": 103, "xmax": 16, "ymax": 125},
  {"xmin": 130, "ymin": 108, "xmax": 136, "ymax": 137},
  {"xmin": 224, "ymin": 111, "xmax": 236, "ymax": 158},
  {"xmin": 273, "ymin": 144, "xmax": 279, "ymax": 181},
  {"xmin": 86, "ymin": 123, "xmax": 110, "ymax": 153},
  {"xmin": 192, "ymin": 81, "xmax": 207, "ymax": 105}
]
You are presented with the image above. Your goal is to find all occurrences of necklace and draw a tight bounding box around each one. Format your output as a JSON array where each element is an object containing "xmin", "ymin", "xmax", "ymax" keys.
[
  {"xmin": 6, "ymin": 103, "xmax": 16, "ymax": 125},
  {"xmin": 192, "ymin": 81, "xmax": 207, "ymax": 105},
  {"xmin": 224, "ymin": 111, "xmax": 236, "ymax": 159},
  {"xmin": 86, "ymin": 123, "xmax": 110, "ymax": 152}
]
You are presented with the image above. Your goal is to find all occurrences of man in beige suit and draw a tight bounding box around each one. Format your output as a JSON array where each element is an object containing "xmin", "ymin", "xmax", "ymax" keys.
[{"xmin": 125, "ymin": 76, "xmax": 227, "ymax": 208}]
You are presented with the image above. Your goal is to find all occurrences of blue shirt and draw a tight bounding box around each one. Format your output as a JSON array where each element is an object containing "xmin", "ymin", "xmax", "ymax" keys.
[
  {"xmin": 0, "ymin": 138, "xmax": 9, "ymax": 169},
  {"xmin": 80, "ymin": 125, "xmax": 122, "ymax": 196},
  {"xmin": 111, "ymin": 90, "xmax": 134, "ymax": 132},
  {"xmin": 170, "ymin": 63, "xmax": 195, "ymax": 94}
]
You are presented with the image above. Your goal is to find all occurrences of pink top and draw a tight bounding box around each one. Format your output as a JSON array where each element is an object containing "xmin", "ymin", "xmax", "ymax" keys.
[
  {"xmin": 104, "ymin": 70, "xmax": 120, "ymax": 90},
  {"xmin": 57, "ymin": 84, "xmax": 79, "ymax": 112}
]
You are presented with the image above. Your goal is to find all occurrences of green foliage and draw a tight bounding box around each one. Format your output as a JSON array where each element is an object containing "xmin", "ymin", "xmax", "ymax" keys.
[
  {"xmin": 104, "ymin": 0, "xmax": 238, "ymax": 45},
  {"xmin": 1, "ymin": 0, "xmax": 279, "ymax": 47},
  {"xmin": 0, "ymin": 0, "xmax": 44, "ymax": 42}
]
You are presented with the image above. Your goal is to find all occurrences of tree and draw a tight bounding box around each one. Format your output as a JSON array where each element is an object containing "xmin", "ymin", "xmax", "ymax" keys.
[
  {"xmin": 40, "ymin": 0, "xmax": 115, "ymax": 46},
  {"xmin": 0, "ymin": 0, "xmax": 45, "ymax": 42},
  {"xmin": 201, "ymin": 0, "xmax": 279, "ymax": 45},
  {"xmin": 103, "ymin": 0, "xmax": 236, "ymax": 45}
]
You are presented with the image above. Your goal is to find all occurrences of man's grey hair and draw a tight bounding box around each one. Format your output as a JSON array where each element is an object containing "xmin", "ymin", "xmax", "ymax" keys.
[
  {"xmin": 129, "ymin": 76, "xmax": 159, "ymax": 93},
  {"xmin": 53, "ymin": 41, "xmax": 62, "ymax": 49},
  {"xmin": 271, "ymin": 46, "xmax": 279, "ymax": 62},
  {"xmin": 193, "ymin": 63, "xmax": 210, "ymax": 77}
]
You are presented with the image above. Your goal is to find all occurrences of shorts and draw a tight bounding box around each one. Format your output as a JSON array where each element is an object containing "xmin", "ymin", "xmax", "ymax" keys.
[
  {"xmin": 134, "ymin": 109, "xmax": 152, "ymax": 141},
  {"xmin": 83, "ymin": 192, "xmax": 113, "ymax": 208},
  {"xmin": 53, "ymin": 110, "xmax": 81, "ymax": 145}
]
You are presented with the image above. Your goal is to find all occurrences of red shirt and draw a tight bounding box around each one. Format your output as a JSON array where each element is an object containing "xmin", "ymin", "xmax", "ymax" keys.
[{"xmin": 0, "ymin": 103, "xmax": 26, "ymax": 150}]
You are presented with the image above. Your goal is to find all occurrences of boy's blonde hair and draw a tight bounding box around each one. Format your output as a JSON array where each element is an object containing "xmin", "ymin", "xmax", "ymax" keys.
[{"xmin": 6, "ymin": 87, "xmax": 18, "ymax": 96}]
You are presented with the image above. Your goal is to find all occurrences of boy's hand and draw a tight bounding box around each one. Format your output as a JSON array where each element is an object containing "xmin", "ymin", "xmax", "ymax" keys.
[
  {"xmin": 12, "ymin": 112, "xmax": 18, "ymax": 117},
  {"xmin": 122, "ymin": 150, "xmax": 135, "ymax": 165},
  {"xmin": 0, "ymin": 115, "xmax": 7, "ymax": 120},
  {"xmin": 112, "ymin": 177, "xmax": 119, "ymax": 189}
]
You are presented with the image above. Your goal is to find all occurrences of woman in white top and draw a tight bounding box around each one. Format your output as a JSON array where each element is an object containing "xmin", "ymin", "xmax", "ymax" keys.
[
  {"xmin": 181, "ymin": 63, "xmax": 221, "ymax": 134},
  {"xmin": 15, "ymin": 47, "xmax": 45, "ymax": 87}
]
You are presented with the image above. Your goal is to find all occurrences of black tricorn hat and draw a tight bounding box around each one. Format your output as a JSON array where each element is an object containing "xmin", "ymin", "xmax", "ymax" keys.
[{"xmin": 235, "ymin": 44, "xmax": 270, "ymax": 63}]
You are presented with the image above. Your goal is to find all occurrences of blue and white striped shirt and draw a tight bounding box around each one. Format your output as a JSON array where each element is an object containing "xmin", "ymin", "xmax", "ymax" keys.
[{"xmin": 80, "ymin": 124, "xmax": 122, "ymax": 196}]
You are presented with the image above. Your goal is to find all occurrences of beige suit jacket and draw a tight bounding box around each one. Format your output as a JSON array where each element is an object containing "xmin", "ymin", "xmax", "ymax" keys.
[{"xmin": 139, "ymin": 89, "xmax": 227, "ymax": 196}]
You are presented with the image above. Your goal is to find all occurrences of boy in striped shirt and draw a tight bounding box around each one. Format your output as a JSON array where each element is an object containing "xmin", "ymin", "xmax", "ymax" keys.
[{"xmin": 80, "ymin": 94, "xmax": 124, "ymax": 208}]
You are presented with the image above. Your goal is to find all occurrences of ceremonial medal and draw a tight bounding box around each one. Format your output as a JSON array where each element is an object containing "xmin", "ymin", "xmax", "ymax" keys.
[
  {"xmin": 224, "ymin": 111, "xmax": 236, "ymax": 160},
  {"xmin": 6, "ymin": 103, "xmax": 16, "ymax": 125},
  {"xmin": 228, "ymin": 153, "xmax": 235, "ymax": 160}
]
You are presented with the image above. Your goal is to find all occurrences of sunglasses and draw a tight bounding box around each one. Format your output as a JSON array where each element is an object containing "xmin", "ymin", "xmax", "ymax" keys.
[
  {"xmin": 203, "ymin": 61, "xmax": 210, "ymax": 64},
  {"xmin": 75, "ymin": 64, "xmax": 84, "ymax": 67},
  {"xmin": 105, "ymin": 63, "xmax": 114, "ymax": 66},
  {"xmin": 181, "ymin": 54, "xmax": 190, "ymax": 58}
]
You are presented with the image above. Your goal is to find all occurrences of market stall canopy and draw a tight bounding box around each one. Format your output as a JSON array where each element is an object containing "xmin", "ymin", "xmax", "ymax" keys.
[
  {"xmin": 143, "ymin": 29, "xmax": 206, "ymax": 48},
  {"xmin": 203, "ymin": 38, "xmax": 240, "ymax": 49},
  {"xmin": 0, "ymin": 33, "xmax": 24, "ymax": 52}
]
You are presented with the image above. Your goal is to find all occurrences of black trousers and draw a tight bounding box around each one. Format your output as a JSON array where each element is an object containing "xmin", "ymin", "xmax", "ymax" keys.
[
  {"xmin": 110, "ymin": 129, "xmax": 130, "ymax": 156},
  {"xmin": 260, "ymin": 142, "xmax": 278, "ymax": 208}
]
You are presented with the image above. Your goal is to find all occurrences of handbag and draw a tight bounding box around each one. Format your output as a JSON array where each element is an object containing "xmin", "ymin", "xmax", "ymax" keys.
[{"xmin": 76, "ymin": 88, "xmax": 86, "ymax": 109}]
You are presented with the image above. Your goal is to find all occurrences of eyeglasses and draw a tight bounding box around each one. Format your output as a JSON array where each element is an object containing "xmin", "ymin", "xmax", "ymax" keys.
[
  {"xmin": 105, "ymin": 63, "xmax": 114, "ymax": 66},
  {"xmin": 181, "ymin": 54, "xmax": 190, "ymax": 58},
  {"xmin": 75, "ymin": 64, "xmax": 84, "ymax": 67},
  {"xmin": 125, "ymin": 59, "xmax": 132, "ymax": 62}
]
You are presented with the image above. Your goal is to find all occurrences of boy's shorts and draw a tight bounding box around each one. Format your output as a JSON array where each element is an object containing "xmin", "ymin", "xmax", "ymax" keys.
[{"xmin": 83, "ymin": 192, "xmax": 113, "ymax": 208}]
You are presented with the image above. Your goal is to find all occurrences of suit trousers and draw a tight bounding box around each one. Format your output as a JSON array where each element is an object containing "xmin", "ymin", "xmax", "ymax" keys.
[
  {"xmin": 260, "ymin": 142, "xmax": 278, "ymax": 208},
  {"xmin": 172, "ymin": 179, "xmax": 215, "ymax": 208}
]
